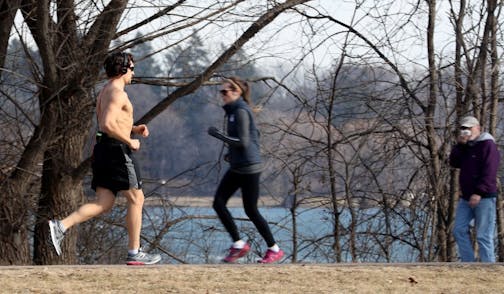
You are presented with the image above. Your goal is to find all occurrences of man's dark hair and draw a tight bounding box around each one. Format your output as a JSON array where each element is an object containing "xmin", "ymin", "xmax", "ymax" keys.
[{"xmin": 103, "ymin": 52, "xmax": 134, "ymax": 77}]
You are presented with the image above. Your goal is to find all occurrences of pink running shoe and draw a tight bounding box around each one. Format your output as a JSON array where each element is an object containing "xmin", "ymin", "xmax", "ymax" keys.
[
  {"xmin": 222, "ymin": 243, "xmax": 251, "ymax": 263},
  {"xmin": 258, "ymin": 249, "xmax": 284, "ymax": 264}
]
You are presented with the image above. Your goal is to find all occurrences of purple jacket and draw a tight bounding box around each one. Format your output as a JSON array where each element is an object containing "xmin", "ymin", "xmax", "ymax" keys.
[{"xmin": 449, "ymin": 132, "xmax": 500, "ymax": 200}]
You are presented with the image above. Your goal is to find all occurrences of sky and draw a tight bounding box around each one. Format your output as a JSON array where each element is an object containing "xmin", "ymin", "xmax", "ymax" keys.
[
  {"xmin": 261, "ymin": 1, "xmax": 456, "ymax": 68},
  {"xmin": 11, "ymin": 1, "xmax": 468, "ymax": 76},
  {"xmin": 111, "ymin": 1, "xmax": 444, "ymax": 67},
  {"xmin": 175, "ymin": 1, "xmax": 456, "ymax": 72}
]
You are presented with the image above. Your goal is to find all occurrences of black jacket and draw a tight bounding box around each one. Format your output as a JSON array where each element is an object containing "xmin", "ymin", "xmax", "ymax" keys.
[{"xmin": 208, "ymin": 98, "xmax": 262, "ymax": 172}]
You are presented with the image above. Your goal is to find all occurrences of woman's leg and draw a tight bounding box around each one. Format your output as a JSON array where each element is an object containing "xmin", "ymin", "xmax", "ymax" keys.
[
  {"xmin": 241, "ymin": 173, "xmax": 276, "ymax": 247},
  {"xmin": 213, "ymin": 170, "xmax": 241, "ymax": 241}
]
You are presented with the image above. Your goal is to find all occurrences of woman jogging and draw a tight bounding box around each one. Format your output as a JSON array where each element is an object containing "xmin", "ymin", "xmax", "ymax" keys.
[{"xmin": 208, "ymin": 76, "xmax": 284, "ymax": 264}]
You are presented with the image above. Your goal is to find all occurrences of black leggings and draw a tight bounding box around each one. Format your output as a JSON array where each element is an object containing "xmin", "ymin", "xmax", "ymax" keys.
[{"xmin": 212, "ymin": 170, "xmax": 276, "ymax": 247}]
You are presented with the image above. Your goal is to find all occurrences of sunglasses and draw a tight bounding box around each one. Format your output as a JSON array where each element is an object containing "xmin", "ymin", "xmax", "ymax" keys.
[
  {"xmin": 460, "ymin": 126, "xmax": 471, "ymax": 130},
  {"xmin": 129, "ymin": 66, "xmax": 135, "ymax": 71},
  {"xmin": 220, "ymin": 89, "xmax": 233, "ymax": 95}
]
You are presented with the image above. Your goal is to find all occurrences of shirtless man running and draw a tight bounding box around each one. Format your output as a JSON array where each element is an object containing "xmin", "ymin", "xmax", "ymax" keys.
[{"xmin": 48, "ymin": 52, "xmax": 161, "ymax": 265}]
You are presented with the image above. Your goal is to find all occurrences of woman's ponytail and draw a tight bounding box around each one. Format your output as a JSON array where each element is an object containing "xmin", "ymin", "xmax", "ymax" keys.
[{"xmin": 227, "ymin": 76, "xmax": 260, "ymax": 112}]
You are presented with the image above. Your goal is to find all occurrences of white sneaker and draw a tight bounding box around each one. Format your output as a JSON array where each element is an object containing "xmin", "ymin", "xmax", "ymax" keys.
[{"xmin": 48, "ymin": 220, "xmax": 65, "ymax": 256}]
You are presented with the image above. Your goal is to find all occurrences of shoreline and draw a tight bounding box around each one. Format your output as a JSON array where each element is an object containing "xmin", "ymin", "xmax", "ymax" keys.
[
  {"xmin": 141, "ymin": 195, "xmax": 284, "ymax": 208},
  {"xmin": 113, "ymin": 195, "xmax": 400, "ymax": 209}
]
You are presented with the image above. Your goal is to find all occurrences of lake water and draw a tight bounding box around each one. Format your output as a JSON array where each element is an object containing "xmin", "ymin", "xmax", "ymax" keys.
[{"xmin": 141, "ymin": 206, "xmax": 420, "ymax": 264}]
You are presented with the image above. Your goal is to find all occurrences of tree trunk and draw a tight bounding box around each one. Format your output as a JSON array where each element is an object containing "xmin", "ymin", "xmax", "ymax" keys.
[
  {"xmin": 33, "ymin": 92, "xmax": 94, "ymax": 264},
  {"xmin": 436, "ymin": 201, "xmax": 448, "ymax": 261},
  {"xmin": 15, "ymin": 0, "xmax": 126, "ymax": 265},
  {"xmin": 425, "ymin": 0, "xmax": 447, "ymax": 261},
  {"xmin": 33, "ymin": 153, "xmax": 83, "ymax": 265},
  {"xmin": 486, "ymin": 0, "xmax": 503, "ymax": 261},
  {"xmin": 326, "ymin": 84, "xmax": 341, "ymax": 262},
  {"xmin": 0, "ymin": 105, "xmax": 57, "ymax": 264},
  {"xmin": 0, "ymin": 0, "xmax": 21, "ymax": 78},
  {"xmin": 446, "ymin": 169, "xmax": 459, "ymax": 261},
  {"xmin": 344, "ymin": 170, "xmax": 357, "ymax": 262},
  {"xmin": 290, "ymin": 171, "xmax": 299, "ymax": 263},
  {"xmin": 0, "ymin": 182, "xmax": 32, "ymax": 265}
]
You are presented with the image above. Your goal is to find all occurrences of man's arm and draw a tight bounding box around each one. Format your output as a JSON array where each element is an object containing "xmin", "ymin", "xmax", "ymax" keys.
[
  {"xmin": 449, "ymin": 132, "xmax": 471, "ymax": 168},
  {"xmin": 467, "ymin": 141, "xmax": 499, "ymax": 207},
  {"xmin": 132, "ymin": 124, "xmax": 149, "ymax": 137},
  {"xmin": 449, "ymin": 144, "xmax": 465, "ymax": 168},
  {"xmin": 474, "ymin": 141, "xmax": 500, "ymax": 196}
]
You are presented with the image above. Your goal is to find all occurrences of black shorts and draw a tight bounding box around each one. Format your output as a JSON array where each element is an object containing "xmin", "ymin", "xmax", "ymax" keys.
[{"xmin": 91, "ymin": 132, "xmax": 142, "ymax": 196}]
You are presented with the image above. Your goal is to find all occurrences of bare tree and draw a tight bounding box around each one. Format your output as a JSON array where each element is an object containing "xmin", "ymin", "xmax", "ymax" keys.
[
  {"xmin": 2, "ymin": 0, "xmax": 502, "ymax": 265},
  {"xmin": 263, "ymin": 0, "xmax": 504, "ymax": 262},
  {"xmin": 0, "ymin": 0, "xmax": 310, "ymax": 265}
]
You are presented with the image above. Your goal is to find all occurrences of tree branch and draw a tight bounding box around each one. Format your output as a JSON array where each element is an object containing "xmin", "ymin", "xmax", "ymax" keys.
[
  {"xmin": 294, "ymin": 8, "xmax": 426, "ymax": 112},
  {"xmin": 136, "ymin": 0, "xmax": 311, "ymax": 125},
  {"xmin": 115, "ymin": 0, "xmax": 187, "ymax": 38}
]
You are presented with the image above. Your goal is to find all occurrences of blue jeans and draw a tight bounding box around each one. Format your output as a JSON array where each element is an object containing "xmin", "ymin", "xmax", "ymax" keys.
[{"xmin": 453, "ymin": 198, "xmax": 496, "ymax": 262}]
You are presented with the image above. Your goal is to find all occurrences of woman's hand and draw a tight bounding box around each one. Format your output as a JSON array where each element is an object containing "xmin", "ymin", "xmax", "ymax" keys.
[{"xmin": 208, "ymin": 126, "xmax": 221, "ymax": 137}]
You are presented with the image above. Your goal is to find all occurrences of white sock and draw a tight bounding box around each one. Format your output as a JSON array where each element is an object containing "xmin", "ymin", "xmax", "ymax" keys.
[
  {"xmin": 58, "ymin": 221, "xmax": 67, "ymax": 233},
  {"xmin": 128, "ymin": 249, "xmax": 139, "ymax": 256},
  {"xmin": 232, "ymin": 240, "xmax": 246, "ymax": 249},
  {"xmin": 269, "ymin": 244, "xmax": 280, "ymax": 253}
]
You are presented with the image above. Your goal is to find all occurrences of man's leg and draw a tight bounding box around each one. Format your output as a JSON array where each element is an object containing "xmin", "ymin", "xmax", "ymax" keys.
[
  {"xmin": 121, "ymin": 188, "xmax": 161, "ymax": 265},
  {"xmin": 121, "ymin": 188, "xmax": 144, "ymax": 251},
  {"xmin": 60, "ymin": 187, "xmax": 116, "ymax": 230},
  {"xmin": 453, "ymin": 199, "xmax": 476, "ymax": 262},
  {"xmin": 475, "ymin": 197, "xmax": 496, "ymax": 262},
  {"xmin": 49, "ymin": 187, "xmax": 115, "ymax": 255}
]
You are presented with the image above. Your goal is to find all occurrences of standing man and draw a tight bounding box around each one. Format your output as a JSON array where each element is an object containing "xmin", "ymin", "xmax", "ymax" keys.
[
  {"xmin": 450, "ymin": 116, "xmax": 500, "ymax": 262},
  {"xmin": 48, "ymin": 52, "xmax": 161, "ymax": 265}
]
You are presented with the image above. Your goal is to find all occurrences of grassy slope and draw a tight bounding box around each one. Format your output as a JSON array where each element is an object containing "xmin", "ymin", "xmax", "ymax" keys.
[{"xmin": 1, "ymin": 263, "xmax": 503, "ymax": 293}]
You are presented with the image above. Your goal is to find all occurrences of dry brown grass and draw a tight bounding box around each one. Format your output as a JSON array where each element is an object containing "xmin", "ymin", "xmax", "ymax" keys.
[{"xmin": 1, "ymin": 263, "xmax": 504, "ymax": 293}]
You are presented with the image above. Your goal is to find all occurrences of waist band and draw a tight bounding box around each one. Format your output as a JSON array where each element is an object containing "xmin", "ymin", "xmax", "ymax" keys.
[
  {"xmin": 96, "ymin": 132, "xmax": 125, "ymax": 145},
  {"xmin": 463, "ymin": 192, "xmax": 498, "ymax": 199},
  {"xmin": 482, "ymin": 192, "xmax": 497, "ymax": 198},
  {"xmin": 231, "ymin": 162, "xmax": 263, "ymax": 174}
]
